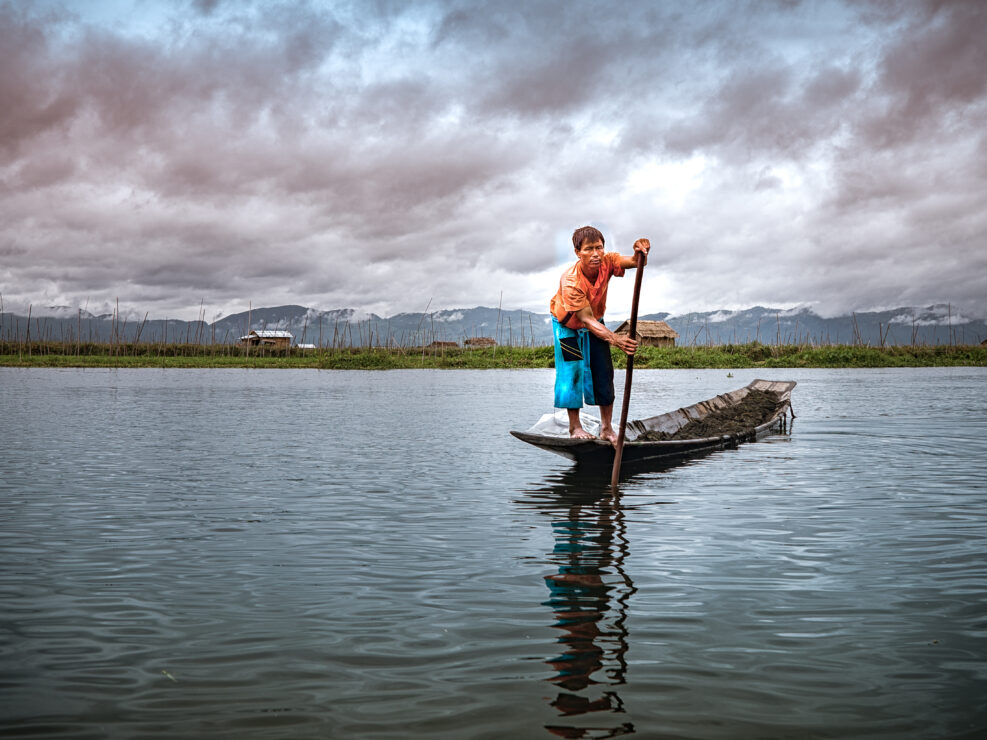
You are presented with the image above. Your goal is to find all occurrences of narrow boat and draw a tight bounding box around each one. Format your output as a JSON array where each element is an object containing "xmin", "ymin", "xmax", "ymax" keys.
[{"xmin": 511, "ymin": 379, "xmax": 796, "ymax": 466}]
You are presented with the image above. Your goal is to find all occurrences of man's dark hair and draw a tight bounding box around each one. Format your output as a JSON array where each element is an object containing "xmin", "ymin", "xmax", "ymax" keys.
[{"xmin": 572, "ymin": 225, "xmax": 605, "ymax": 250}]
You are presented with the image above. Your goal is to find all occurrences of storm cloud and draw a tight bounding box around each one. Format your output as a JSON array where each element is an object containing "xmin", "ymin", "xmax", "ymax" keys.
[{"xmin": 1, "ymin": 0, "xmax": 985, "ymax": 320}]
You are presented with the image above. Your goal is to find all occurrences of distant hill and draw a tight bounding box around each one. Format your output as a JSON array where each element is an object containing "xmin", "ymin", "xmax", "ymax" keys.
[
  {"xmin": 639, "ymin": 305, "xmax": 986, "ymax": 347},
  {"xmin": 209, "ymin": 305, "xmax": 550, "ymax": 347},
  {"xmin": 3, "ymin": 303, "xmax": 984, "ymax": 347}
]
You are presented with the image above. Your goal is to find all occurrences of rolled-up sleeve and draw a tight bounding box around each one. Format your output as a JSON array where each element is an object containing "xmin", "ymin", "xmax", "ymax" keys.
[
  {"xmin": 561, "ymin": 282, "xmax": 589, "ymax": 313},
  {"xmin": 606, "ymin": 252, "xmax": 626, "ymax": 278}
]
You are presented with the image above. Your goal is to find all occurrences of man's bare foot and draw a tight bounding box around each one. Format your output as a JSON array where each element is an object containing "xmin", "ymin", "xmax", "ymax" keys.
[
  {"xmin": 599, "ymin": 427, "xmax": 618, "ymax": 444},
  {"xmin": 570, "ymin": 427, "xmax": 594, "ymax": 440}
]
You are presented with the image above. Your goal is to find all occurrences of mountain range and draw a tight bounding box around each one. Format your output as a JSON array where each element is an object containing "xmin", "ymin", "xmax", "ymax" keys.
[{"xmin": 3, "ymin": 304, "xmax": 984, "ymax": 347}]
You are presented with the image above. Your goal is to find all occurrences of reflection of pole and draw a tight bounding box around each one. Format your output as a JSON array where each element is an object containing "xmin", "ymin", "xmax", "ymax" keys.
[
  {"xmin": 541, "ymin": 487, "xmax": 636, "ymax": 737},
  {"xmin": 606, "ymin": 494, "xmax": 636, "ymax": 686}
]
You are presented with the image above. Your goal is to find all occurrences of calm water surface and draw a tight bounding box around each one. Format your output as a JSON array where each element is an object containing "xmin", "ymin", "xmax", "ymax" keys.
[{"xmin": 1, "ymin": 367, "xmax": 985, "ymax": 738}]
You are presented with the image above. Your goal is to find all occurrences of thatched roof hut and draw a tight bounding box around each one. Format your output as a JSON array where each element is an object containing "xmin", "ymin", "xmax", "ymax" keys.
[
  {"xmin": 613, "ymin": 319, "xmax": 679, "ymax": 347},
  {"xmin": 464, "ymin": 337, "xmax": 496, "ymax": 348}
]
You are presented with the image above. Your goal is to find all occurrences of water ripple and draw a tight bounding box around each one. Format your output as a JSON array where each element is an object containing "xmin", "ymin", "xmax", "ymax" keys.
[{"xmin": 1, "ymin": 367, "xmax": 985, "ymax": 738}]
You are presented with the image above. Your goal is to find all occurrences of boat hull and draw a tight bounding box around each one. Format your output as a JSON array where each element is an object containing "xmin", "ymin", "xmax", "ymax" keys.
[{"xmin": 510, "ymin": 379, "xmax": 796, "ymax": 467}]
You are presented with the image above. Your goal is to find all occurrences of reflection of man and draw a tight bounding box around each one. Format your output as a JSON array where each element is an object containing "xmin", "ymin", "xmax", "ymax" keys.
[
  {"xmin": 542, "ymin": 500, "xmax": 635, "ymax": 737},
  {"xmin": 544, "ymin": 520, "xmax": 610, "ymax": 693},
  {"xmin": 550, "ymin": 226, "xmax": 650, "ymax": 443}
]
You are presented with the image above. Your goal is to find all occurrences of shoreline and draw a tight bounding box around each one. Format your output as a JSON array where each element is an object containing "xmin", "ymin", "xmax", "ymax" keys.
[{"xmin": 2, "ymin": 343, "xmax": 985, "ymax": 369}]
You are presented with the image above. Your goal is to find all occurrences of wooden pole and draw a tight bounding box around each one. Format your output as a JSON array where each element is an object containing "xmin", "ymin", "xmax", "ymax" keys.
[{"xmin": 611, "ymin": 250, "xmax": 646, "ymax": 491}]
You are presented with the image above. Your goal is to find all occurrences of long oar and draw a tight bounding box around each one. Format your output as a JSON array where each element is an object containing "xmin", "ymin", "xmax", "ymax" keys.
[{"xmin": 611, "ymin": 250, "xmax": 646, "ymax": 491}]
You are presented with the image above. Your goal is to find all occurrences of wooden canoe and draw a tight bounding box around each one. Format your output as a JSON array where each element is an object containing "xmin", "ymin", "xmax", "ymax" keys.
[{"xmin": 511, "ymin": 379, "xmax": 796, "ymax": 467}]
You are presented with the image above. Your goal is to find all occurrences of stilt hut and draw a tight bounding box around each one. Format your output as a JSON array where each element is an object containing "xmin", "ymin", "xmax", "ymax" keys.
[
  {"xmin": 464, "ymin": 337, "xmax": 496, "ymax": 348},
  {"xmin": 239, "ymin": 330, "xmax": 293, "ymax": 349},
  {"xmin": 613, "ymin": 320, "xmax": 679, "ymax": 347}
]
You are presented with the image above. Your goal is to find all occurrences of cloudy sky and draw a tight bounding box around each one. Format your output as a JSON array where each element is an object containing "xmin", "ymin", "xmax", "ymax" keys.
[{"xmin": 1, "ymin": 0, "xmax": 985, "ymax": 321}]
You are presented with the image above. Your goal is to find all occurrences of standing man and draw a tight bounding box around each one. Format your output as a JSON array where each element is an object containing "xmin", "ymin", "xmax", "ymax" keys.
[{"xmin": 550, "ymin": 226, "xmax": 650, "ymax": 442}]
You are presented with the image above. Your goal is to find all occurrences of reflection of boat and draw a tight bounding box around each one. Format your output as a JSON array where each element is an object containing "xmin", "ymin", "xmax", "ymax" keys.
[{"xmin": 511, "ymin": 379, "xmax": 796, "ymax": 467}]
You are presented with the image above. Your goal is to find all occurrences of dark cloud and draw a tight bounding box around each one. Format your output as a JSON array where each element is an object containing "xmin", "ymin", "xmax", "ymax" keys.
[
  {"xmin": 654, "ymin": 58, "xmax": 865, "ymax": 163},
  {"xmin": 432, "ymin": 1, "xmax": 676, "ymax": 119},
  {"xmin": 8, "ymin": 152, "xmax": 77, "ymax": 190},
  {"xmin": 191, "ymin": 0, "xmax": 222, "ymax": 15},
  {"xmin": 0, "ymin": 5, "xmax": 79, "ymax": 154},
  {"xmin": 856, "ymin": 1, "xmax": 987, "ymax": 149},
  {"xmin": 0, "ymin": 0, "xmax": 984, "ymax": 320},
  {"xmin": 881, "ymin": 3, "xmax": 987, "ymax": 111}
]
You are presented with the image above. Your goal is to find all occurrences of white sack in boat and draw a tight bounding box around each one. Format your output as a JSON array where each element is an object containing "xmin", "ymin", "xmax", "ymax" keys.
[{"xmin": 526, "ymin": 410, "xmax": 640, "ymax": 441}]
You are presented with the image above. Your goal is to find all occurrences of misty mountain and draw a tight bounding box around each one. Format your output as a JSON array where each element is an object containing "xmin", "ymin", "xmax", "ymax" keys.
[
  {"xmin": 3, "ymin": 304, "xmax": 984, "ymax": 347},
  {"xmin": 643, "ymin": 305, "xmax": 986, "ymax": 347}
]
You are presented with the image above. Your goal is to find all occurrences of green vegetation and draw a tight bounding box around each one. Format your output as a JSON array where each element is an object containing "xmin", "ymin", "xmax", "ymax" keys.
[
  {"xmin": 1, "ymin": 340, "xmax": 985, "ymax": 369},
  {"xmin": 624, "ymin": 342, "xmax": 987, "ymax": 369}
]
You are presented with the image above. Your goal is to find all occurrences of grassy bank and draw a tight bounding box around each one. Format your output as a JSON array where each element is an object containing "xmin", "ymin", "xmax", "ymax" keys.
[
  {"xmin": 2, "ymin": 341, "xmax": 985, "ymax": 369},
  {"xmin": 627, "ymin": 343, "xmax": 987, "ymax": 369}
]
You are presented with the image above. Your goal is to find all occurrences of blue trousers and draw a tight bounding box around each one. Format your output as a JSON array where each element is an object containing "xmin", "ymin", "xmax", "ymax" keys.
[{"xmin": 552, "ymin": 318, "xmax": 615, "ymax": 409}]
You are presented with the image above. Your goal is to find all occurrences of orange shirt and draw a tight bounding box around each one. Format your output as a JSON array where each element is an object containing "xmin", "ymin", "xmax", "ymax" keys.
[{"xmin": 550, "ymin": 252, "xmax": 626, "ymax": 329}]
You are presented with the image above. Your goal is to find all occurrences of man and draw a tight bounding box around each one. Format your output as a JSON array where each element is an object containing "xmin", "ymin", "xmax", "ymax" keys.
[{"xmin": 549, "ymin": 225, "xmax": 650, "ymax": 442}]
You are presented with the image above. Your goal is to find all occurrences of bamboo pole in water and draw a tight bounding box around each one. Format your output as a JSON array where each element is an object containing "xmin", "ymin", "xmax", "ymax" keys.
[{"xmin": 611, "ymin": 251, "xmax": 645, "ymax": 491}]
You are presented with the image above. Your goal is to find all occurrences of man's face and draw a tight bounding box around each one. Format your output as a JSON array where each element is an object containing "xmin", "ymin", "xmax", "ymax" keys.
[{"xmin": 576, "ymin": 239, "xmax": 605, "ymax": 273}]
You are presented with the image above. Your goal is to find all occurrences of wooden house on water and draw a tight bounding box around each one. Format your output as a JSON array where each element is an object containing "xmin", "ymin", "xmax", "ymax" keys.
[
  {"xmin": 464, "ymin": 337, "xmax": 496, "ymax": 348},
  {"xmin": 239, "ymin": 330, "xmax": 293, "ymax": 349},
  {"xmin": 614, "ymin": 320, "xmax": 679, "ymax": 347}
]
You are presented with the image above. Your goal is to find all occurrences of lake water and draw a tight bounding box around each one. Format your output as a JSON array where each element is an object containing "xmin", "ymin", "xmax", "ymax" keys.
[{"xmin": 1, "ymin": 367, "xmax": 985, "ymax": 739}]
